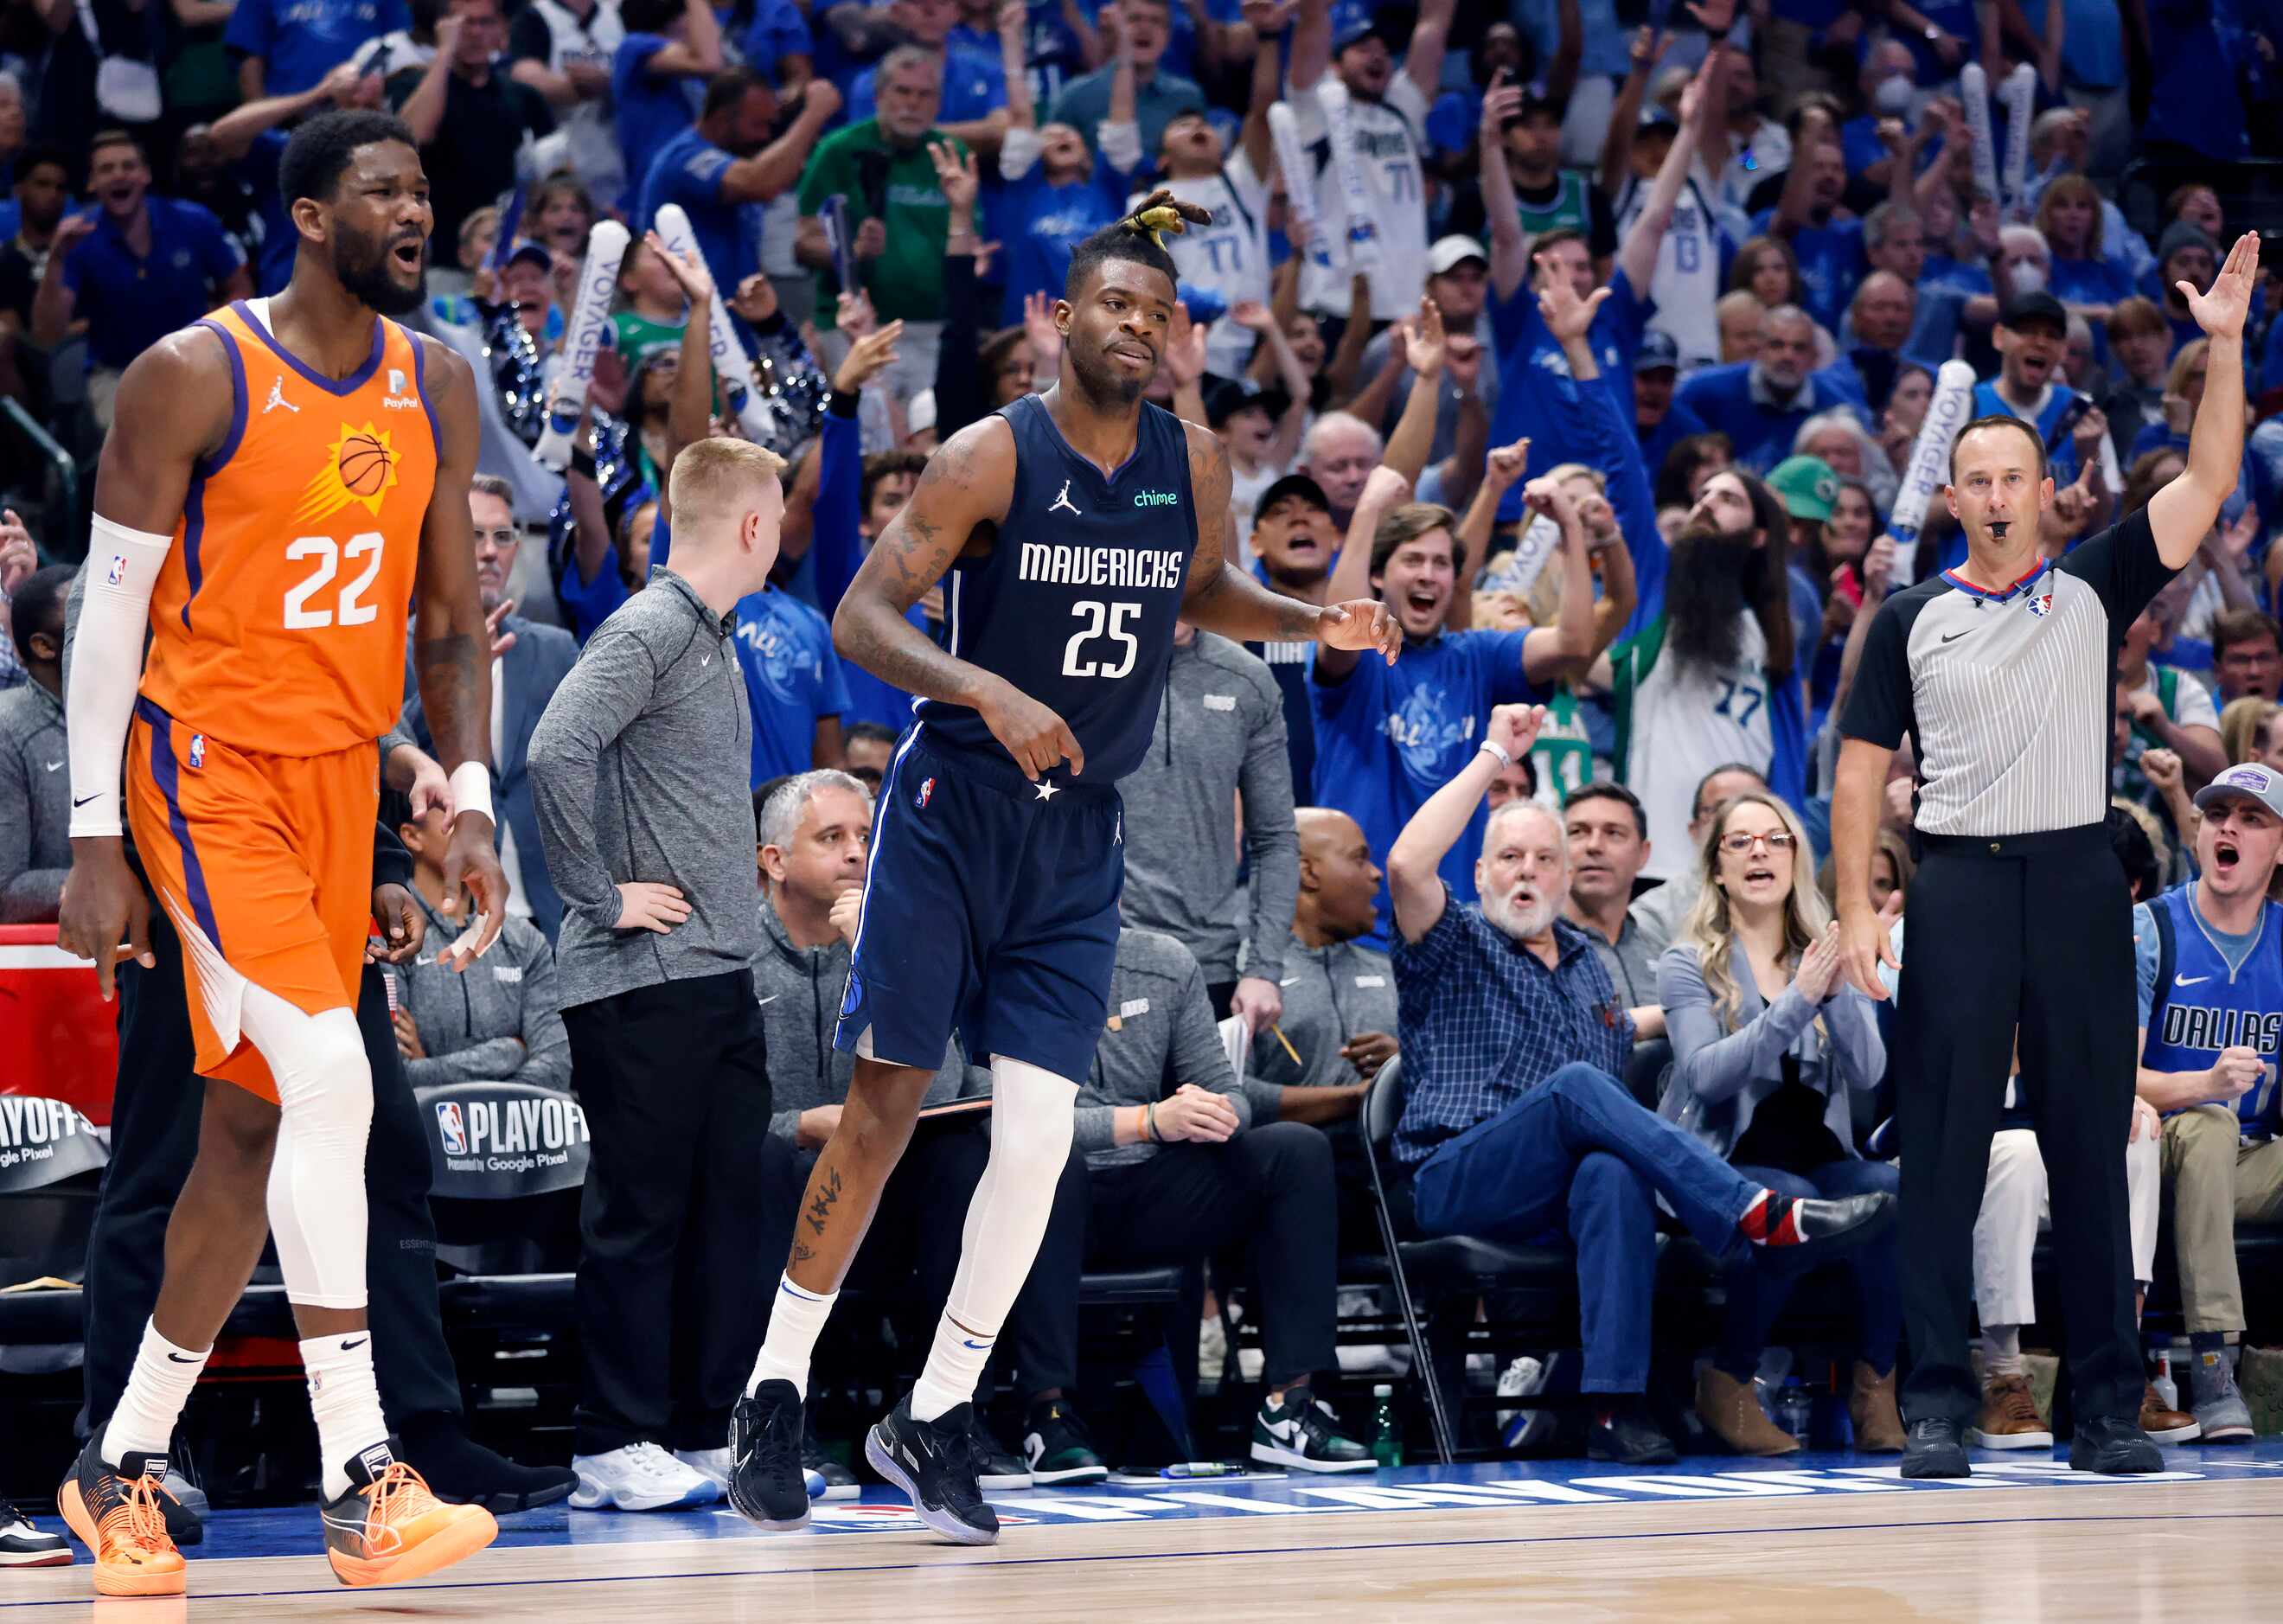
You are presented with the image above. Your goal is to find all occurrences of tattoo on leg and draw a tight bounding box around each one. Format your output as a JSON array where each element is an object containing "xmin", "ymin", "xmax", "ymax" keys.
[
  {"xmin": 803, "ymin": 1167, "xmax": 843, "ymax": 1237},
  {"xmin": 791, "ymin": 1241, "xmax": 815, "ymax": 1263}
]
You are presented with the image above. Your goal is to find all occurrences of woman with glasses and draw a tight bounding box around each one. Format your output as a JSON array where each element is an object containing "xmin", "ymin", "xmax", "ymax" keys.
[{"xmin": 1658, "ymin": 790, "xmax": 1902, "ymax": 1456}]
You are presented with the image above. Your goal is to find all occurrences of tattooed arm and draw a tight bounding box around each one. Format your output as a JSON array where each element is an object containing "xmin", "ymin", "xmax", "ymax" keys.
[
  {"xmin": 411, "ymin": 338, "xmax": 508, "ymax": 959},
  {"xmin": 1178, "ymin": 421, "xmax": 1400, "ymax": 662},
  {"xmin": 830, "ymin": 415, "xmax": 1086, "ymax": 779}
]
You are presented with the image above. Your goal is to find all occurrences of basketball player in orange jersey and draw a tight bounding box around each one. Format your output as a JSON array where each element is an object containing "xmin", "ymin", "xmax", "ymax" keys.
[{"xmin": 54, "ymin": 109, "xmax": 507, "ymax": 1598}]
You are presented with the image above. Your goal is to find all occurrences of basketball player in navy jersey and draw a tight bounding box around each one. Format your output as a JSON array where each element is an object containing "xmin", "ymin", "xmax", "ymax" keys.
[{"xmin": 723, "ymin": 195, "xmax": 1399, "ymax": 1543}]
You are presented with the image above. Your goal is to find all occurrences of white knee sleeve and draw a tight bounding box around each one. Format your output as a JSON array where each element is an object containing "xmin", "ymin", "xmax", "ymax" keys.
[
  {"xmin": 240, "ymin": 984, "xmax": 372, "ymax": 1311},
  {"xmin": 944, "ymin": 1057, "xmax": 1076, "ymax": 1330}
]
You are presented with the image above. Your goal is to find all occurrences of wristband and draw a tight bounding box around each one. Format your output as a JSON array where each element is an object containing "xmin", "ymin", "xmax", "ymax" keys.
[
  {"xmin": 1479, "ymin": 740, "xmax": 1512, "ymax": 770},
  {"xmin": 1145, "ymin": 1101, "xmax": 1160, "ymax": 1143},
  {"xmin": 449, "ymin": 760, "xmax": 496, "ymax": 827}
]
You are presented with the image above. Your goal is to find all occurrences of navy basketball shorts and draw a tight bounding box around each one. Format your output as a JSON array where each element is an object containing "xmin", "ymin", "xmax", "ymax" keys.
[{"xmin": 835, "ymin": 732, "xmax": 1124, "ymax": 1085}]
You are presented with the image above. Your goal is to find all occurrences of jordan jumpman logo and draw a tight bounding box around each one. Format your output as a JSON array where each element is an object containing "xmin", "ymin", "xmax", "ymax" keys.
[{"xmin": 1049, "ymin": 479, "xmax": 1081, "ymax": 516}]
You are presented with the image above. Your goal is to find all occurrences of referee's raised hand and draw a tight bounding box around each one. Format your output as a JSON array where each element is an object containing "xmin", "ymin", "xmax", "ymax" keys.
[{"xmin": 1841, "ymin": 890, "xmax": 1904, "ymax": 1001}]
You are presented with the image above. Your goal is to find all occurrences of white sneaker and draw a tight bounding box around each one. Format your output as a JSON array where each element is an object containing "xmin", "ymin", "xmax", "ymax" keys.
[
  {"xmin": 674, "ymin": 1446, "xmax": 733, "ymax": 1491},
  {"xmin": 570, "ymin": 1442, "xmax": 720, "ymax": 1512}
]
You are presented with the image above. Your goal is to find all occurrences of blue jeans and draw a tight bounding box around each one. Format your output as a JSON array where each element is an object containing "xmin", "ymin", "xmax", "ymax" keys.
[
  {"xmin": 1717, "ymin": 1159, "xmax": 1902, "ymax": 1380},
  {"xmin": 1410, "ymin": 1064, "xmax": 1764, "ymax": 1393}
]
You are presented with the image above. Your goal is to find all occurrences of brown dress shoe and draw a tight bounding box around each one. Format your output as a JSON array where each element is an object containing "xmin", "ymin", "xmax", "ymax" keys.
[
  {"xmin": 1849, "ymin": 1361, "xmax": 1907, "ymax": 1453},
  {"xmin": 2138, "ymin": 1382, "xmax": 2201, "ymax": 1443},
  {"xmin": 1696, "ymin": 1365, "xmax": 1800, "ymax": 1455},
  {"xmin": 1966, "ymin": 1373, "xmax": 2054, "ymax": 1449}
]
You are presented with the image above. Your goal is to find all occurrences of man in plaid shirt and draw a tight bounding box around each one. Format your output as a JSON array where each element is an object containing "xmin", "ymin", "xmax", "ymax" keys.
[{"xmin": 1385, "ymin": 705, "xmax": 1896, "ymax": 1465}]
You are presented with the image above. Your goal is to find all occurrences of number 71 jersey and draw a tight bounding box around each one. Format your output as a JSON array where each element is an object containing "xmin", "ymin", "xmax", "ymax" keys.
[
  {"xmin": 141, "ymin": 298, "xmax": 438, "ymax": 758},
  {"xmin": 912, "ymin": 393, "xmax": 1195, "ymax": 785}
]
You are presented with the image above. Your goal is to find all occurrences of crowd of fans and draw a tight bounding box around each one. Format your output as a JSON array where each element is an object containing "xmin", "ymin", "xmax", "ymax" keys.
[{"xmin": 1, "ymin": 0, "xmax": 2280, "ymax": 1499}]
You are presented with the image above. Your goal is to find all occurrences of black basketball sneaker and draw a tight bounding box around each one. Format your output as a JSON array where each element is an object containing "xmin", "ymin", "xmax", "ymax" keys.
[
  {"xmin": 726, "ymin": 1379, "xmax": 811, "ymax": 1531},
  {"xmin": 866, "ymin": 1394, "xmax": 998, "ymax": 1545}
]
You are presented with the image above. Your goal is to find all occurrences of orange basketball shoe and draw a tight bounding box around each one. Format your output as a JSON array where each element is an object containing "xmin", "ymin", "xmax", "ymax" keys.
[
  {"xmin": 56, "ymin": 1437, "xmax": 186, "ymax": 1597},
  {"xmin": 320, "ymin": 1447, "xmax": 497, "ymax": 1588}
]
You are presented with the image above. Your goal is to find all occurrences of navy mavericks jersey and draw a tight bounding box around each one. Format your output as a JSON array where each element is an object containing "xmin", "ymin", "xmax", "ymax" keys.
[{"xmin": 915, "ymin": 393, "xmax": 1198, "ymax": 783}]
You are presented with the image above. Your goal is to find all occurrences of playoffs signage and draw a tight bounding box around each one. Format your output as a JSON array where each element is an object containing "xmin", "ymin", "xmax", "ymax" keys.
[
  {"xmin": 417, "ymin": 1082, "xmax": 592, "ymax": 1199},
  {"xmin": 0, "ymin": 1094, "xmax": 106, "ymax": 1191}
]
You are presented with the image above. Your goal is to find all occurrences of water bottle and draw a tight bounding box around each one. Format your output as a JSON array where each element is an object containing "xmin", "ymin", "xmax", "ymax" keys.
[
  {"xmin": 2152, "ymin": 1349, "xmax": 2180, "ymax": 1413},
  {"xmin": 1776, "ymin": 1377, "xmax": 1813, "ymax": 1442},
  {"xmin": 1371, "ymin": 1384, "xmax": 1403, "ymax": 1469}
]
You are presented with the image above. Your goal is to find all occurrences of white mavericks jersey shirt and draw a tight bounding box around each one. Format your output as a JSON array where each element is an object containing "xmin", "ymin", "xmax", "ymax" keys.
[{"xmin": 1287, "ymin": 73, "xmax": 1431, "ymax": 323}]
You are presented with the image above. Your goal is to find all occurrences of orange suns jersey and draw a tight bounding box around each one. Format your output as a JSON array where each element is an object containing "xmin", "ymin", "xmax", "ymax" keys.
[{"xmin": 140, "ymin": 299, "xmax": 441, "ymax": 758}]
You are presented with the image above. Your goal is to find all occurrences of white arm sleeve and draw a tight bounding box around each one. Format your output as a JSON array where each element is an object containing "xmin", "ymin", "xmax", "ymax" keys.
[{"xmin": 67, "ymin": 515, "xmax": 175, "ymax": 838}]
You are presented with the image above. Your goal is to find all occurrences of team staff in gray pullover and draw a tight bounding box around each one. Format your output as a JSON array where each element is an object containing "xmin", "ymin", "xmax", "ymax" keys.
[
  {"xmin": 0, "ymin": 566, "xmax": 72, "ymax": 920},
  {"xmin": 387, "ymin": 797, "xmax": 572, "ymax": 1093},
  {"xmin": 1034, "ymin": 926, "xmax": 1372, "ymax": 1472},
  {"xmin": 1116, "ymin": 625, "xmax": 1299, "ymax": 1032},
  {"xmin": 526, "ymin": 438, "xmax": 783, "ymax": 1482},
  {"xmin": 1246, "ymin": 810, "xmax": 1400, "ymax": 1122}
]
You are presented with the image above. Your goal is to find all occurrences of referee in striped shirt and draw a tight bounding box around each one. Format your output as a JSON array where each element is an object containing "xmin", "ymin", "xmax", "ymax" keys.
[{"xmin": 1832, "ymin": 233, "xmax": 2264, "ymax": 1480}]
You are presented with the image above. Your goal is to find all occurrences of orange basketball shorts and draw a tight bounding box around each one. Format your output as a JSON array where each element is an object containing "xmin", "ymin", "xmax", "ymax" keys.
[{"xmin": 125, "ymin": 696, "xmax": 380, "ymax": 1102}]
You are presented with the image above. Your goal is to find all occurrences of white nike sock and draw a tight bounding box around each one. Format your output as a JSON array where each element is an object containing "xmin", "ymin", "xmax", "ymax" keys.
[
  {"xmin": 909, "ymin": 1057, "xmax": 1076, "ymax": 1423},
  {"xmin": 911, "ymin": 1313, "xmax": 995, "ymax": 1424},
  {"xmin": 303, "ymin": 1334, "xmax": 389, "ymax": 1501},
  {"xmin": 102, "ymin": 1319, "xmax": 210, "ymax": 1464},
  {"xmin": 747, "ymin": 1275, "xmax": 838, "ymax": 1399}
]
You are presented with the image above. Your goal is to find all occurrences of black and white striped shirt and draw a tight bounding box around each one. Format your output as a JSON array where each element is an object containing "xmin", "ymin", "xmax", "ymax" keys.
[{"xmin": 1839, "ymin": 508, "xmax": 2173, "ymax": 838}]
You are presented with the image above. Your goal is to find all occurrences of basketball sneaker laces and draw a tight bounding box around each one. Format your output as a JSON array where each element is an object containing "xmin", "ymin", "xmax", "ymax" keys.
[
  {"xmin": 97, "ymin": 1472, "xmax": 173, "ymax": 1560},
  {"xmin": 349, "ymin": 1461, "xmax": 444, "ymax": 1556}
]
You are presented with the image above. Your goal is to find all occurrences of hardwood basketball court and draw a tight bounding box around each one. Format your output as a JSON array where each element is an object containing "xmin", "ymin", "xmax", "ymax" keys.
[{"xmin": 9, "ymin": 1446, "xmax": 2280, "ymax": 1620}]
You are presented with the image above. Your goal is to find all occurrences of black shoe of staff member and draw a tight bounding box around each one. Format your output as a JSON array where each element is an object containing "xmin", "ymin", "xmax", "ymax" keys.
[
  {"xmin": 2068, "ymin": 1415, "xmax": 2165, "ymax": 1475},
  {"xmin": 1900, "ymin": 1416, "xmax": 1970, "ymax": 1479}
]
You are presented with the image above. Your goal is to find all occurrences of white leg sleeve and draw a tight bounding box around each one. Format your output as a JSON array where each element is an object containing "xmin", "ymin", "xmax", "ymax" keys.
[
  {"xmin": 910, "ymin": 1058, "xmax": 1077, "ymax": 1422},
  {"xmin": 240, "ymin": 982, "xmax": 373, "ymax": 1310},
  {"xmin": 2125, "ymin": 1133, "xmax": 2161, "ymax": 1288},
  {"xmin": 1973, "ymin": 1130, "xmax": 2047, "ymax": 1329},
  {"xmin": 945, "ymin": 1057, "xmax": 1077, "ymax": 1332}
]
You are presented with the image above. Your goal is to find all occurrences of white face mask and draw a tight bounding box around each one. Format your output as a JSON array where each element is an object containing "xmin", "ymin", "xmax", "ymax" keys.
[
  {"xmin": 2005, "ymin": 259, "xmax": 2049, "ymax": 296},
  {"xmin": 1872, "ymin": 74, "xmax": 1915, "ymax": 116}
]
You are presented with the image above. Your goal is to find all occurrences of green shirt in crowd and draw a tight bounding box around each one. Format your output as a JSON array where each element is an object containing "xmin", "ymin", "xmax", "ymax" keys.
[
  {"xmin": 796, "ymin": 120, "xmax": 962, "ymax": 329},
  {"xmin": 611, "ymin": 310, "xmax": 687, "ymax": 368}
]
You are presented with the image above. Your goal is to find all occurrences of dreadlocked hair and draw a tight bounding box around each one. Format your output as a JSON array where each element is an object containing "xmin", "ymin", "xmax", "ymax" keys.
[{"xmin": 1065, "ymin": 189, "xmax": 1212, "ymax": 297}]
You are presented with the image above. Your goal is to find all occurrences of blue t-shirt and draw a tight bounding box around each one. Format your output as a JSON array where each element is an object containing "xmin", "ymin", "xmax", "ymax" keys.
[
  {"xmin": 1749, "ymin": 208, "xmax": 1863, "ymax": 334},
  {"xmin": 732, "ymin": 585, "xmax": 852, "ymax": 788},
  {"xmin": 1487, "ymin": 267, "xmax": 1651, "ymax": 521},
  {"xmin": 850, "ymin": 39, "xmax": 1006, "ymax": 126},
  {"xmin": 2145, "ymin": 0, "xmax": 2250, "ymax": 161},
  {"xmin": 736, "ymin": 0, "xmax": 814, "ymax": 81},
  {"xmin": 240, "ymin": 128, "xmax": 297, "ymax": 296},
  {"xmin": 1309, "ymin": 630, "xmax": 1546, "ymax": 941},
  {"xmin": 634, "ymin": 127, "xmax": 762, "ymax": 309},
  {"xmin": 994, "ymin": 159, "xmax": 1129, "ymax": 326},
  {"xmin": 1921, "ymin": 253, "xmax": 1993, "ymax": 300},
  {"xmin": 614, "ymin": 34, "xmax": 706, "ymax": 204},
  {"xmin": 2050, "ymin": 255, "xmax": 2134, "ymax": 312},
  {"xmin": 64, "ymin": 199, "xmax": 246, "ymax": 371},
  {"xmin": 1675, "ymin": 361, "xmax": 1864, "ymax": 475},
  {"xmin": 2020, "ymin": 0, "xmax": 2128, "ymax": 88},
  {"xmin": 226, "ymin": 0, "xmax": 408, "ymax": 97}
]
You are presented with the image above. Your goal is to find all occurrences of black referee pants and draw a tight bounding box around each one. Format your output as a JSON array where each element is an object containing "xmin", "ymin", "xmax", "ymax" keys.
[
  {"xmin": 562, "ymin": 969, "xmax": 772, "ymax": 1455},
  {"xmin": 83, "ymin": 903, "xmax": 464, "ymax": 1436},
  {"xmin": 1896, "ymin": 825, "xmax": 2141, "ymax": 1430}
]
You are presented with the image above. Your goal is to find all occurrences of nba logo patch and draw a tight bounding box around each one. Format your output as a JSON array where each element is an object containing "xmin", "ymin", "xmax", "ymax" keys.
[
  {"xmin": 2028, "ymin": 591, "xmax": 2052, "ymax": 617},
  {"xmin": 187, "ymin": 734, "xmax": 207, "ymax": 770},
  {"xmin": 106, "ymin": 553, "xmax": 126, "ymax": 586},
  {"xmin": 435, "ymin": 1102, "xmax": 467, "ymax": 1154},
  {"xmin": 916, "ymin": 777, "xmax": 936, "ymax": 809}
]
